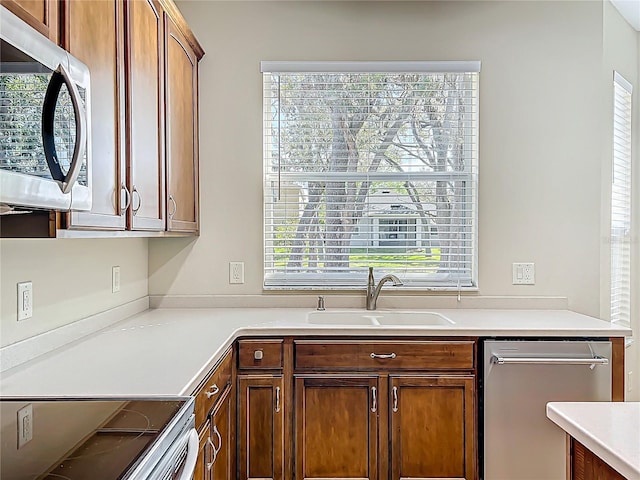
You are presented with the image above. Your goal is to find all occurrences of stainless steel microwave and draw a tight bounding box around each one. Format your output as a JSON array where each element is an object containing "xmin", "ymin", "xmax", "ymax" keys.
[{"xmin": 0, "ymin": 8, "xmax": 91, "ymax": 211}]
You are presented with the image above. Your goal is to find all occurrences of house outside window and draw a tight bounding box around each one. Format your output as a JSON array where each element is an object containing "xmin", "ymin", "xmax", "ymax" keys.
[{"xmin": 262, "ymin": 61, "xmax": 480, "ymax": 289}]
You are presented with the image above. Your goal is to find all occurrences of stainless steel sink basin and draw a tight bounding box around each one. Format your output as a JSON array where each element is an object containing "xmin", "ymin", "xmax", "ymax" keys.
[{"xmin": 307, "ymin": 310, "xmax": 455, "ymax": 326}]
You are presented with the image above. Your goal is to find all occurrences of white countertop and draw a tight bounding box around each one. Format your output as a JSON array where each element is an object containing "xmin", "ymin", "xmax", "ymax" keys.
[
  {"xmin": 547, "ymin": 402, "xmax": 640, "ymax": 479},
  {"xmin": 0, "ymin": 307, "xmax": 631, "ymax": 398}
]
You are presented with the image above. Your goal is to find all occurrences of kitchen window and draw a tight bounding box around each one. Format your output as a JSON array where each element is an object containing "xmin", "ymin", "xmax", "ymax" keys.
[
  {"xmin": 610, "ymin": 72, "xmax": 633, "ymax": 326},
  {"xmin": 262, "ymin": 61, "xmax": 479, "ymax": 289}
]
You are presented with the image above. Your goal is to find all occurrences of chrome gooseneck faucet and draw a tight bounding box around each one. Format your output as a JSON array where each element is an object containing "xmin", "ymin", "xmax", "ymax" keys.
[{"xmin": 366, "ymin": 267, "xmax": 403, "ymax": 310}]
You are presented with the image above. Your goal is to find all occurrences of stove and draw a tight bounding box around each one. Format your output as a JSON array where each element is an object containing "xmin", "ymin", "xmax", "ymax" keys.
[{"xmin": 0, "ymin": 397, "xmax": 197, "ymax": 480}]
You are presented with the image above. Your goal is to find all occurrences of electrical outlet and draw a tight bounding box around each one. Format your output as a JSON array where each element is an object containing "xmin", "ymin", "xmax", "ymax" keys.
[
  {"xmin": 512, "ymin": 263, "xmax": 535, "ymax": 285},
  {"xmin": 229, "ymin": 262, "xmax": 245, "ymax": 284},
  {"xmin": 17, "ymin": 404, "xmax": 33, "ymax": 448},
  {"xmin": 112, "ymin": 266, "xmax": 120, "ymax": 293},
  {"xmin": 17, "ymin": 282, "xmax": 33, "ymax": 321}
]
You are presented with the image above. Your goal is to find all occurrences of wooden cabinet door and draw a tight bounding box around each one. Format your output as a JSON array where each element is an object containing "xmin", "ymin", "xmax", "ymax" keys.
[
  {"xmin": 63, "ymin": 0, "xmax": 127, "ymax": 230},
  {"xmin": 125, "ymin": 0, "xmax": 165, "ymax": 231},
  {"xmin": 295, "ymin": 375, "xmax": 379, "ymax": 480},
  {"xmin": 238, "ymin": 376, "xmax": 284, "ymax": 480},
  {"xmin": 164, "ymin": 13, "xmax": 199, "ymax": 233},
  {"xmin": 210, "ymin": 387, "xmax": 234, "ymax": 480},
  {"xmin": 1, "ymin": 0, "xmax": 58, "ymax": 42},
  {"xmin": 389, "ymin": 375, "xmax": 476, "ymax": 480},
  {"xmin": 195, "ymin": 421, "xmax": 212, "ymax": 480}
]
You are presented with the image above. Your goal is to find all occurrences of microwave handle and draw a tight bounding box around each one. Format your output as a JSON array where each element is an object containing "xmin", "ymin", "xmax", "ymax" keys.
[{"xmin": 42, "ymin": 62, "xmax": 87, "ymax": 195}]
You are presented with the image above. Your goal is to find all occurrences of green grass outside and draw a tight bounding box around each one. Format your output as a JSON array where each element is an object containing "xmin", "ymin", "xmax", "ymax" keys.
[{"xmin": 271, "ymin": 247, "xmax": 441, "ymax": 269}]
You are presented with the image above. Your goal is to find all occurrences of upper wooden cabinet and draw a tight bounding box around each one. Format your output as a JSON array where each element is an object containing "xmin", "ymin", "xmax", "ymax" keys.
[
  {"xmin": 63, "ymin": 0, "xmax": 127, "ymax": 230},
  {"xmin": 1, "ymin": 0, "xmax": 58, "ymax": 42},
  {"xmin": 125, "ymin": 0, "xmax": 166, "ymax": 231},
  {"xmin": 164, "ymin": 13, "xmax": 199, "ymax": 233},
  {"xmin": 1, "ymin": 0, "xmax": 204, "ymax": 237}
]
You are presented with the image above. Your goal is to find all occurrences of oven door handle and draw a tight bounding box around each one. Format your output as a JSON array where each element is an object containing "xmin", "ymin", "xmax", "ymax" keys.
[
  {"xmin": 491, "ymin": 355, "xmax": 609, "ymax": 366},
  {"xmin": 176, "ymin": 428, "xmax": 199, "ymax": 480}
]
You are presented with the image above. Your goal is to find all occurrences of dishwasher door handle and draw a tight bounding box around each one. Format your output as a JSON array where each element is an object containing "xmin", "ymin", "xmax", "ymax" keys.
[{"xmin": 491, "ymin": 355, "xmax": 609, "ymax": 366}]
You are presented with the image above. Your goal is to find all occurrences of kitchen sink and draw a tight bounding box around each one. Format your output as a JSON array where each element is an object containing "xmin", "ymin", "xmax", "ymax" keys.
[
  {"xmin": 306, "ymin": 310, "xmax": 455, "ymax": 326},
  {"xmin": 374, "ymin": 311, "xmax": 455, "ymax": 326}
]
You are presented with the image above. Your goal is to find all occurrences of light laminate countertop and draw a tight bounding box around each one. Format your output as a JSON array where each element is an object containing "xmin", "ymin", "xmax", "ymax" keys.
[
  {"xmin": 547, "ymin": 402, "xmax": 640, "ymax": 479},
  {"xmin": 0, "ymin": 307, "xmax": 631, "ymax": 398}
]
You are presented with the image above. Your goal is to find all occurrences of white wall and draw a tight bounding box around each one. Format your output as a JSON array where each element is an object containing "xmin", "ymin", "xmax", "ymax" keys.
[
  {"xmin": 0, "ymin": 239, "xmax": 148, "ymax": 347},
  {"xmin": 151, "ymin": 0, "xmax": 606, "ymax": 315}
]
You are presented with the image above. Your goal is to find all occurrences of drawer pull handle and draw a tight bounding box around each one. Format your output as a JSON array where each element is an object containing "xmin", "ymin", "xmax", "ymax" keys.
[
  {"xmin": 371, "ymin": 386, "xmax": 377, "ymax": 413},
  {"xmin": 254, "ymin": 350, "xmax": 264, "ymax": 360},
  {"xmin": 212, "ymin": 425, "xmax": 222, "ymax": 456},
  {"xmin": 205, "ymin": 383, "xmax": 220, "ymax": 399},
  {"xmin": 206, "ymin": 437, "xmax": 216, "ymax": 470},
  {"xmin": 392, "ymin": 386, "xmax": 399, "ymax": 412},
  {"xmin": 275, "ymin": 386, "xmax": 281, "ymax": 413},
  {"xmin": 370, "ymin": 352, "xmax": 396, "ymax": 359}
]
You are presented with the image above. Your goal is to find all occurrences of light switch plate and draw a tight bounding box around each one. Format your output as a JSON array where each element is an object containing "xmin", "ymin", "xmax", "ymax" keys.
[{"xmin": 17, "ymin": 282, "xmax": 33, "ymax": 321}]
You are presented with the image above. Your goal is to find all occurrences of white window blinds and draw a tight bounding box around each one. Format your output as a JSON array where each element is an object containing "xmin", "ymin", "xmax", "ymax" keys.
[
  {"xmin": 262, "ymin": 62, "xmax": 479, "ymax": 289},
  {"xmin": 611, "ymin": 72, "xmax": 633, "ymax": 325}
]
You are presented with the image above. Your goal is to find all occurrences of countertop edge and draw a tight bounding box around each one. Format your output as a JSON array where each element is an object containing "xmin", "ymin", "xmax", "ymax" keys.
[{"xmin": 546, "ymin": 402, "xmax": 640, "ymax": 479}]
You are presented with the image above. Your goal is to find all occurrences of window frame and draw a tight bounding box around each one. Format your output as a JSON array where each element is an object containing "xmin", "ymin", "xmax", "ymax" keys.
[{"xmin": 262, "ymin": 61, "xmax": 480, "ymax": 291}]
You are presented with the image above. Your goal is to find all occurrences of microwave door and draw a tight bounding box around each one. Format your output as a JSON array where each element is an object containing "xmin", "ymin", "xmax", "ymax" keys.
[
  {"xmin": 0, "ymin": 7, "xmax": 91, "ymax": 211},
  {"xmin": 42, "ymin": 63, "xmax": 87, "ymax": 195}
]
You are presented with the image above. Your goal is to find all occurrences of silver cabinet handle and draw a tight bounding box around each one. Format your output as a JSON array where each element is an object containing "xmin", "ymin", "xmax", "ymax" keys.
[
  {"xmin": 168, "ymin": 194, "xmax": 177, "ymax": 219},
  {"xmin": 392, "ymin": 386, "xmax": 398, "ymax": 413},
  {"xmin": 206, "ymin": 436, "xmax": 216, "ymax": 470},
  {"xmin": 491, "ymin": 355, "xmax": 609, "ymax": 366},
  {"xmin": 131, "ymin": 185, "xmax": 141, "ymax": 215},
  {"xmin": 205, "ymin": 383, "xmax": 220, "ymax": 399},
  {"xmin": 275, "ymin": 386, "xmax": 281, "ymax": 413},
  {"xmin": 370, "ymin": 352, "xmax": 396, "ymax": 359},
  {"xmin": 371, "ymin": 386, "xmax": 377, "ymax": 413},
  {"xmin": 212, "ymin": 425, "xmax": 222, "ymax": 456},
  {"xmin": 120, "ymin": 183, "xmax": 131, "ymax": 213}
]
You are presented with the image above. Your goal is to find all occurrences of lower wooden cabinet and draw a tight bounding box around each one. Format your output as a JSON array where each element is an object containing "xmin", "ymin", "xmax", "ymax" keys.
[
  {"xmin": 234, "ymin": 338, "xmax": 476, "ymax": 480},
  {"xmin": 238, "ymin": 375, "xmax": 285, "ymax": 480},
  {"xmin": 390, "ymin": 375, "xmax": 475, "ymax": 480},
  {"xmin": 195, "ymin": 421, "xmax": 211, "ymax": 480},
  {"xmin": 295, "ymin": 375, "xmax": 379, "ymax": 480},
  {"xmin": 194, "ymin": 386, "xmax": 233, "ymax": 480},
  {"xmin": 210, "ymin": 386, "xmax": 234, "ymax": 480},
  {"xmin": 571, "ymin": 439, "xmax": 626, "ymax": 480}
]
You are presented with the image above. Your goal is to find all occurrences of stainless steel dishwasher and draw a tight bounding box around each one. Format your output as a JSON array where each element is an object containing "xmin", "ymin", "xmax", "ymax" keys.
[{"xmin": 482, "ymin": 339, "xmax": 612, "ymax": 480}]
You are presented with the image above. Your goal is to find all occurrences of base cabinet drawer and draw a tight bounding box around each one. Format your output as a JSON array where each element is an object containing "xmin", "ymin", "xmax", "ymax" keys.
[
  {"xmin": 194, "ymin": 347, "xmax": 233, "ymax": 430},
  {"xmin": 238, "ymin": 339, "xmax": 283, "ymax": 370},
  {"xmin": 295, "ymin": 340, "xmax": 475, "ymax": 370}
]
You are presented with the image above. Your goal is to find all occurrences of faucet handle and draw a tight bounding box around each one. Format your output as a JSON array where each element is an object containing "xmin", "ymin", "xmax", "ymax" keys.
[{"xmin": 317, "ymin": 296, "xmax": 325, "ymax": 311}]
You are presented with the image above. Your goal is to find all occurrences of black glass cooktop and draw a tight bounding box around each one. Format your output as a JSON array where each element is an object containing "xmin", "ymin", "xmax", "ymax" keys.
[{"xmin": 0, "ymin": 397, "xmax": 190, "ymax": 480}]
